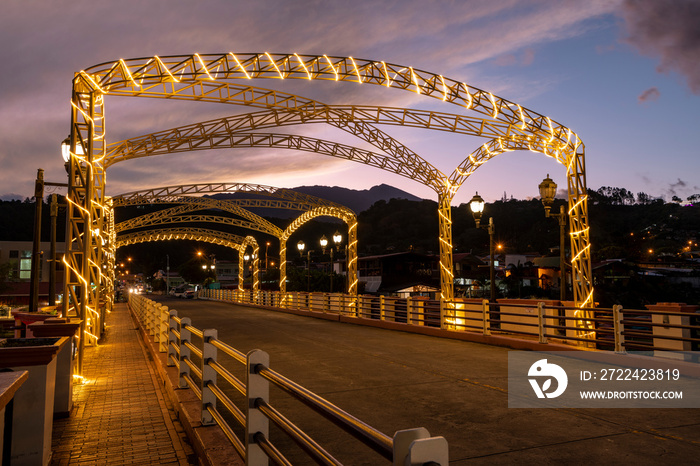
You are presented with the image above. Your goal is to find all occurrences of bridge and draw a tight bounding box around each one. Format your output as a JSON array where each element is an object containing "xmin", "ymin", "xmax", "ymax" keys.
[{"xmin": 6, "ymin": 51, "xmax": 695, "ymax": 465}]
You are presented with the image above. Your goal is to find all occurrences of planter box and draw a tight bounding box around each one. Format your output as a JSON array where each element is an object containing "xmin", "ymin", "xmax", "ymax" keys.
[
  {"xmin": 28, "ymin": 319, "xmax": 81, "ymax": 417},
  {"xmin": 1, "ymin": 371, "xmax": 29, "ymax": 465},
  {"xmin": 0, "ymin": 337, "xmax": 67, "ymax": 466},
  {"xmin": 10, "ymin": 309, "xmax": 60, "ymax": 339}
]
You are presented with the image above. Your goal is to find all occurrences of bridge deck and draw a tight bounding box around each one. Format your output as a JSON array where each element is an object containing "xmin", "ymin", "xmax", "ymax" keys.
[
  {"xmin": 49, "ymin": 298, "xmax": 700, "ymax": 464},
  {"xmin": 50, "ymin": 303, "xmax": 196, "ymax": 465},
  {"xmin": 162, "ymin": 297, "xmax": 700, "ymax": 464}
]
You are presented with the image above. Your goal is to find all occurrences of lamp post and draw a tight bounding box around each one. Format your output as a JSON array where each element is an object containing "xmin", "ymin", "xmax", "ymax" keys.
[
  {"xmin": 296, "ymin": 241, "xmax": 307, "ymax": 292},
  {"xmin": 469, "ymin": 193, "xmax": 496, "ymax": 303},
  {"xmin": 539, "ymin": 174, "xmax": 567, "ymax": 302},
  {"xmin": 332, "ymin": 231, "xmax": 342, "ymax": 293},
  {"xmin": 319, "ymin": 235, "xmax": 329, "ymax": 291},
  {"xmin": 199, "ymin": 251, "xmax": 217, "ymax": 285}
]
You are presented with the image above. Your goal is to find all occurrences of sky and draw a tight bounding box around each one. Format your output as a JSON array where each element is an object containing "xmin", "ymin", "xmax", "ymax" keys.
[{"xmin": 1, "ymin": 0, "xmax": 699, "ymax": 206}]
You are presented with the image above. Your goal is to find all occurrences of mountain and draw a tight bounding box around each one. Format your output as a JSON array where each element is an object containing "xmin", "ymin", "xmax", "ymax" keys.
[
  {"xmin": 210, "ymin": 184, "xmax": 423, "ymax": 218},
  {"xmin": 290, "ymin": 184, "xmax": 423, "ymax": 213}
]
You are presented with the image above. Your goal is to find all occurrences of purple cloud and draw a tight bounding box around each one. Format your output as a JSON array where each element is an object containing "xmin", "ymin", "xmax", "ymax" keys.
[
  {"xmin": 621, "ymin": 0, "xmax": 700, "ymax": 94},
  {"xmin": 638, "ymin": 86, "xmax": 660, "ymax": 103}
]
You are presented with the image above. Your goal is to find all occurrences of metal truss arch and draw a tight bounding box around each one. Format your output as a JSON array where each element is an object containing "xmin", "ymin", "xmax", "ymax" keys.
[
  {"xmin": 448, "ymin": 137, "xmax": 592, "ymax": 311},
  {"xmin": 116, "ymin": 227, "xmax": 261, "ymax": 293},
  {"xmin": 106, "ymin": 130, "xmax": 445, "ymax": 193},
  {"xmin": 111, "ymin": 182, "xmax": 348, "ymax": 210},
  {"xmin": 81, "ymin": 53, "xmax": 580, "ymax": 151},
  {"xmin": 115, "ymin": 200, "xmax": 283, "ymax": 238},
  {"xmin": 116, "ymin": 227, "xmax": 247, "ymax": 250},
  {"xmin": 112, "ymin": 182, "xmax": 358, "ymax": 294},
  {"xmin": 280, "ymin": 206, "xmax": 358, "ymax": 296}
]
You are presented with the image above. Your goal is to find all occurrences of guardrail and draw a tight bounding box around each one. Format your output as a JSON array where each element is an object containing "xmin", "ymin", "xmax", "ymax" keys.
[
  {"xmin": 129, "ymin": 293, "xmax": 449, "ymax": 465},
  {"xmin": 199, "ymin": 289, "xmax": 700, "ymax": 354}
]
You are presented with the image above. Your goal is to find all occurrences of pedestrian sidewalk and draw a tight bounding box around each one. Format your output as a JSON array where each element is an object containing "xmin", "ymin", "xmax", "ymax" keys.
[{"xmin": 50, "ymin": 303, "xmax": 197, "ymax": 465}]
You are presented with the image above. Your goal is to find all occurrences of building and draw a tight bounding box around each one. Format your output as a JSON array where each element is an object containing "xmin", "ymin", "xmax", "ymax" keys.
[
  {"xmin": 357, "ymin": 251, "xmax": 440, "ymax": 298},
  {"xmin": 0, "ymin": 240, "xmax": 65, "ymax": 305}
]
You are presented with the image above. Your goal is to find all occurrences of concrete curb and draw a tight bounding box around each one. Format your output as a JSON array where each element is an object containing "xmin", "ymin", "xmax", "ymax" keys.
[{"xmin": 129, "ymin": 304, "xmax": 245, "ymax": 466}]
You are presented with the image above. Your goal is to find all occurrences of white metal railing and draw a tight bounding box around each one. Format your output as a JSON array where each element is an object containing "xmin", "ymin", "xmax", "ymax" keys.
[
  {"xmin": 198, "ymin": 289, "xmax": 700, "ymax": 353},
  {"xmin": 129, "ymin": 293, "xmax": 449, "ymax": 465}
]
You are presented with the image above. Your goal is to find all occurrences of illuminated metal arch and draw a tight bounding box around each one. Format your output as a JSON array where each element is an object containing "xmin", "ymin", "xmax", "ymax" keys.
[
  {"xmin": 117, "ymin": 227, "xmax": 248, "ymax": 249},
  {"xmin": 105, "ymin": 106, "xmax": 531, "ymax": 168},
  {"xmin": 280, "ymin": 206, "xmax": 358, "ymax": 296},
  {"xmin": 120, "ymin": 214, "xmax": 266, "ymax": 292},
  {"xmin": 106, "ymin": 131, "xmax": 445, "ymax": 193},
  {"xmin": 450, "ymin": 136, "xmax": 592, "ymax": 310},
  {"xmin": 116, "ymin": 227, "xmax": 260, "ymax": 292},
  {"xmin": 102, "ymin": 97, "xmax": 587, "ymax": 305},
  {"xmin": 115, "ymin": 202, "xmax": 283, "ymax": 237},
  {"xmin": 66, "ymin": 54, "xmax": 590, "ymax": 360},
  {"xmin": 81, "ymin": 53, "xmax": 574, "ymax": 141},
  {"xmin": 112, "ymin": 183, "xmax": 359, "ymax": 294},
  {"xmin": 111, "ymin": 181, "xmax": 351, "ymax": 209}
]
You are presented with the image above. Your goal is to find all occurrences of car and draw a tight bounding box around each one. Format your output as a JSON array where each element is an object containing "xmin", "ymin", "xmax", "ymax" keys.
[{"xmin": 170, "ymin": 286, "xmax": 186, "ymax": 298}]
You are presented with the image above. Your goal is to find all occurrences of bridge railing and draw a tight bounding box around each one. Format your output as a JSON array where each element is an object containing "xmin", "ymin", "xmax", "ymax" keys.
[
  {"xmin": 128, "ymin": 293, "xmax": 449, "ymax": 465},
  {"xmin": 199, "ymin": 289, "xmax": 700, "ymax": 355}
]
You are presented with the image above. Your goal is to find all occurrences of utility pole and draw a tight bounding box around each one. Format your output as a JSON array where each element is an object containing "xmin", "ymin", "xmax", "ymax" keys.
[
  {"xmin": 30, "ymin": 169, "xmax": 44, "ymax": 312},
  {"xmin": 49, "ymin": 194, "xmax": 58, "ymax": 306}
]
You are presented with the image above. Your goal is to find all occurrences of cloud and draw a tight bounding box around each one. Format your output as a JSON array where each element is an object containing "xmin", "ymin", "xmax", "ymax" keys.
[
  {"xmin": 620, "ymin": 0, "xmax": 700, "ymax": 94},
  {"xmin": 493, "ymin": 48, "xmax": 536, "ymax": 67},
  {"xmin": 665, "ymin": 178, "xmax": 688, "ymax": 198},
  {"xmin": 521, "ymin": 48, "xmax": 536, "ymax": 66},
  {"xmin": 0, "ymin": 0, "xmax": 628, "ymax": 200},
  {"xmin": 637, "ymin": 86, "xmax": 660, "ymax": 103}
]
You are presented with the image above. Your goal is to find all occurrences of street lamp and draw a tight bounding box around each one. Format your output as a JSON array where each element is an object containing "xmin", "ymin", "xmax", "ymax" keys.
[
  {"xmin": 538, "ymin": 174, "xmax": 567, "ymax": 302},
  {"xmin": 469, "ymin": 192, "xmax": 496, "ymax": 302},
  {"xmin": 319, "ymin": 235, "xmax": 328, "ymax": 254},
  {"xmin": 331, "ymin": 232, "xmax": 342, "ymax": 293},
  {"xmin": 297, "ymin": 241, "xmax": 305, "ymax": 257}
]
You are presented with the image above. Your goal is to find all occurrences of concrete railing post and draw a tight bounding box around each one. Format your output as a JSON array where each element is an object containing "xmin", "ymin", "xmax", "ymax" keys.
[
  {"xmin": 246, "ymin": 349, "xmax": 270, "ymax": 465},
  {"xmin": 158, "ymin": 305, "xmax": 169, "ymax": 353},
  {"xmin": 393, "ymin": 428, "xmax": 449, "ymax": 466},
  {"xmin": 153, "ymin": 304, "xmax": 162, "ymax": 344},
  {"xmin": 440, "ymin": 298, "xmax": 447, "ymax": 330},
  {"xmin": 201, "ymin": 329, "xmax": 217, "ymax": 426},
  {"xmin": 167, "ymin": 310, "xmax": 178, "ymax": 367},
  {"xmin": 613, "ymin": 304, "xmax": 625, "ymax": 353},
  {"xmin": 380, "ymin": 295, "xmax": 386, "ymax": 321},
  {"xmin": 537, "ymin": 302, "xmax": 547, "ymax": 344},
  {"xmin": 482, "ymin": 299, "xmax": 491, "ymax": 336},
  {"xmin": 178, "ymin": 317, "xmax": 192, "ymax": 389},
  {"xmin": 146, "ymin": 300, "xmax": 154, "ymax": 337}
]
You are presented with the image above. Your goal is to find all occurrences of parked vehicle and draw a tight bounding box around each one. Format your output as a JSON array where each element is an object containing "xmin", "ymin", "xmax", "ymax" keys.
[{"xmin": 170, "ymin": 285, "xmax": 186, "ymax": 298}]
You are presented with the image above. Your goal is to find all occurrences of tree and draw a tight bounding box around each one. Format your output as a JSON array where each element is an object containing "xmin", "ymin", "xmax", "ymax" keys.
[{"xmin": 636, "ymin": 192, "xmax": 652, "ymax": 205}]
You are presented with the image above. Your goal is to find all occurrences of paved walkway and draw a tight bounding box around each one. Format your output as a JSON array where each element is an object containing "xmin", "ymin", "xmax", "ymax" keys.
[{"xmin": 50, "ymin": 303, "xmax": 197, "ymax": 465}]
